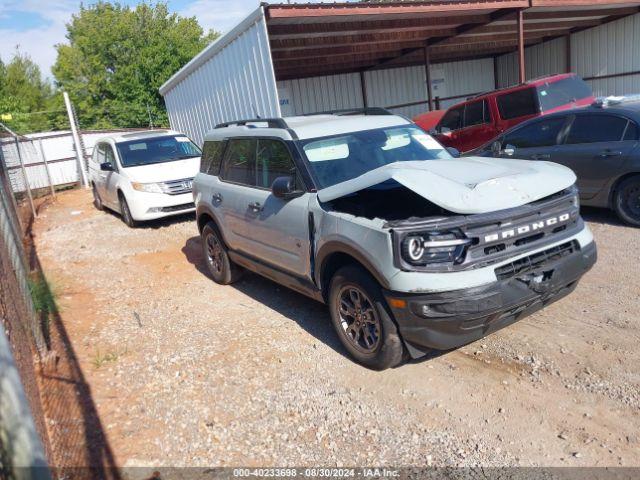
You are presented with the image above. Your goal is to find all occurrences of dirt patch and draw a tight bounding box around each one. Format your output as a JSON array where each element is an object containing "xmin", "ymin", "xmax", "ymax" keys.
[{"xmin": 32, "ymin": 190, "xmax": 640, "ymax": 468}]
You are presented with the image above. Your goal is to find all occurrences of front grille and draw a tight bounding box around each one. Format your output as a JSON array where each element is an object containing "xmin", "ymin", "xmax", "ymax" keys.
[
  {"xmin": 495, "ymin": 241, "xmax": 578, "ymax": 280},
  {"xmin": 160, "ymin": 178, "xmax": 194, "ymax": 195},
  {"xmin": 160, "ymin": 202, "xmax": 195, "ymax": 212}
]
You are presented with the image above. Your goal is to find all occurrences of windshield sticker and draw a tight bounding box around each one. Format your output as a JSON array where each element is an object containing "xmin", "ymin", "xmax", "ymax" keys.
[
  {"xmin": 412, "ymin": 133, "xmax": 443, "ymax": 150},
  {"xmin": 175, "ymin": 136, "xmax": 191, "ymax": 143},
  {"xmin": 382, "ymin": 133, "xmax": 410, "ymax": 150},
  {"xmin": 128, "ymin": 143, "xmax": 148, "ymax": 151},
  {"xmin": 304, "ymin": 139, "xmax": 349, "ymax": 162}
]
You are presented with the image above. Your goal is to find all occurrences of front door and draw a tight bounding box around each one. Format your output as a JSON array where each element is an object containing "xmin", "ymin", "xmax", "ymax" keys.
[
  {"xmin": 550, "ymin": 113, "xmax": 637, "ymax": 200},
  {"xmin": 102, "ymin": 144, "xmax": 121, "ymax": 208},
  {"xmin": 239, "ymin": 138, "xmax": 310, "ymax": 278}
]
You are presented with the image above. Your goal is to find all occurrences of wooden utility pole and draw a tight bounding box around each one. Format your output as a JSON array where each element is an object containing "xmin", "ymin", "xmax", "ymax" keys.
[
  {"xmin": 517, "ymin": 9, "xmax": 526, "ymax": 83},
  {"xmin": 424, "ymin": 45, "xmax": 433, "ymax": 111}
]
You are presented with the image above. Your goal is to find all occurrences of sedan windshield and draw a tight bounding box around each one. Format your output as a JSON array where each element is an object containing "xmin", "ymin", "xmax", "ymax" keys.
[
  {"xmin": 300, "ymin": 126, "xmax": 450, "ymax": 189},
  {"xmin": 117, "ymin": 135, "xmax": 201, "ymax": 167}
]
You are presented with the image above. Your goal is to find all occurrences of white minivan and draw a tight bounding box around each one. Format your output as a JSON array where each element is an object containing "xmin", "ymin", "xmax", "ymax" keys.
[{"xmin": 88, "ymin": 130, "xmax": 201, "ymax": 227}]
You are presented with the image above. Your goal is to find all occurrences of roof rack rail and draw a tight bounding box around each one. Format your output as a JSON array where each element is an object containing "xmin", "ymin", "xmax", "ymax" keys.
[
  {"xmin": 304, "ymin": 107, "xmax": 393, "ymax": 117},
  {"xmin": 214, "ymin": 118, "xmax": 289, "ymax": 129}
]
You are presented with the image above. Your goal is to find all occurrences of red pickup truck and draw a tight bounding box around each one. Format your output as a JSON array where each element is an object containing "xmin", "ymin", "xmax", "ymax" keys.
[{"xmin": 415, "ymin": 73, "xmax": 595, "ymax": 153}]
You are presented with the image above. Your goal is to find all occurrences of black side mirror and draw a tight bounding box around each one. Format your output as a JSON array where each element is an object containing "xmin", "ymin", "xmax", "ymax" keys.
[
  {"xmin": 100, "ymin": 162, "xmax": 114, "ymax": 172},
  {"xmin": 446, "ymin": 147, "xmax": 460, "ymax": 158},
  {"xmin": 271, "ymin": 176, "xmax": 299, "ymax": 199}
]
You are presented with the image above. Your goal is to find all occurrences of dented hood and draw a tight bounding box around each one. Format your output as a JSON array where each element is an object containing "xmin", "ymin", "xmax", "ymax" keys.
[{"xmin": 316, "ymin": 157, "xmax": 576, "ymax": 214}]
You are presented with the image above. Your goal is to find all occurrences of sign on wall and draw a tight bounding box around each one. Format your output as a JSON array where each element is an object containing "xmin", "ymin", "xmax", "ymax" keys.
[
  {"xmin": 278, "ymin": 86, "xmax": 294, "ymax": 116},
  {"xmin": 430, "ymin": 68, "xmax": 447, "ymax": 100}
]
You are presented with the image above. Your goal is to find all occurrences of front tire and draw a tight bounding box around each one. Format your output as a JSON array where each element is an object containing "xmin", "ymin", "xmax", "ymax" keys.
[
  {"xmin": 119, "ymin": 194, "xmax": 138, "ymax": 228},
  {"xmin": 328, "ymin": 265, "xmax": 405, "ymax": 370},
  {"xmin": 201, "ymin": 222, "xmax": 242, "ymax": 284},
  {"xmin": 613, "ymin": 176, "xmax": 640, "ymax": 227}
]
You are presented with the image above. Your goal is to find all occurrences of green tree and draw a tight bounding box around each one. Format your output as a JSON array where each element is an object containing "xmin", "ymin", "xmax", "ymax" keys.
[
  {"xmin": 0, "ymin": 50, "xmax": 61, "ymax": 134},
  {"xmin": 53, "ymin": 2, "xmax": 217, "ymax": 130}
]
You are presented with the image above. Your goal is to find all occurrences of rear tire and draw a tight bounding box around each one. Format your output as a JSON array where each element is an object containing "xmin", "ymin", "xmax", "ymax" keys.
[
  {"xmin": 613, "ymin": 176, "xmax": 640, "ymax": 227},
  {"xmin": 201, "ymin": 222, "xmax": 243, "ymax": 284},
  {"xmin": 328, "ymin": 265, "xmax": 405, "ymax": 370},
  {"xmin": 119, "ymin": 193, "xmax": 138, "ymax": 228},
  {"xmin": 92, "ymin": 184, "xmax": 103, "ymax": 211}
]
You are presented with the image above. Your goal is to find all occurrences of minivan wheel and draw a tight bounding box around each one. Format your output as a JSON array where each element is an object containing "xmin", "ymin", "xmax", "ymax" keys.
[
  {"xmin": 119, "ymin": 194, "xmax": 138, "ymax": 228},
  {"xmin": 202, "ymin": 222, "xmax": 242, "ymax": 284},
  {"xmin": 614, "ymin": 176, "xmax": 640, "ymax": 227},
  {"xmin": 92, "ymin": 184, "xmax": 103, "ymax": 211},
  {"xmin": 328, "ymin": 265, "xmax": 405, "ymax": 370}
]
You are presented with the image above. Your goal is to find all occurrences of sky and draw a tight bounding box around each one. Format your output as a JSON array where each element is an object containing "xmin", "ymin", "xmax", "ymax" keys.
[{"xmin": 0, "ymin": 0, "xmax": 346, "ymax": 80}]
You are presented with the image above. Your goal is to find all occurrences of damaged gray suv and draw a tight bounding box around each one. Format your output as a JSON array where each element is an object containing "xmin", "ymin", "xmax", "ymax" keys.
[{"xmin": 193, "ymin": 109, "xmax": 597, "ymax": 370}]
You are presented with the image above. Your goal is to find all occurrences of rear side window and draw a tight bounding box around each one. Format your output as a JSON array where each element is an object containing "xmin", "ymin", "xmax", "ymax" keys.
[
  {"xmin": 464, "ymin": 100, "xmax": 491, "ymax": 127},
  {"xmin": 504, "ymin": 117, "xmax": 566, "ymax": 148},
  {"xmin": 624, "ymin": 122, "xmax": 639, "ymax": 141},
  {"xmin": 200, "ymin": 140, "xmax": 224, "ymax": 175},
  {"xmin": 220, "ymin": 139, "xmax": 256, "ymax": 186},
  {"xmin": 497, "ymin": 88, "xmax": 538, "ymax": 120},
  {"xmin": 256, "ymin": 139, "xmax": 296, "ymax": 189},
  {"xmin": 566, "ymin": 115, "xmax": 628, "ymax": 144},
  {"xmin": 537, "ymin": 77, "xmax": 593, "ymax": 111},
  {"xmin": 439, "ymin": 106, "xmax": 463, "ymax": 131}
]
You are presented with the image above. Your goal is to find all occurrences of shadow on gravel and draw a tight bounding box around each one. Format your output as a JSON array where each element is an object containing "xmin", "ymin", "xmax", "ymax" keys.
[
  {"xmin": 102, "ymin": 207, "xmax": 195, "ymax": 229},
  {"xmin": 181, "ymin": 236, "xmax": 352, "ymax": 361},
  {"xmin": 580, "ymin": 206, "xmax": 625, "ymax": 227}
]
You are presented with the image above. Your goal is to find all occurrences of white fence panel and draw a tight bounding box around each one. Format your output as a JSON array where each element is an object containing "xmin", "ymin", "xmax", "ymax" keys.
[
  {"xmin": 277, "ymin": 72, "xmax": 364, "ymax": 115},
  {"xmin": 160, "ymin": 6, "xmax": 280, "ymax": 145}
]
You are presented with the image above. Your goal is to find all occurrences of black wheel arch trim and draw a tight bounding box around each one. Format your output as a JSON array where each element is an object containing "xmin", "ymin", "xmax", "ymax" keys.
[
  {"xmin": 315, "ymin": 241, "xmax": 391, "ymax": 294},
  {"xmin": 196, "ymin": 204, "xmax": 231, "ymax": 247}
]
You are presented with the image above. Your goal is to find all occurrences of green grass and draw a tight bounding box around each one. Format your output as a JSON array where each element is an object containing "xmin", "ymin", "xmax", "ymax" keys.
[{"xmin": 28, "ymin": 276, "xmax": 58, "ymax": 317}]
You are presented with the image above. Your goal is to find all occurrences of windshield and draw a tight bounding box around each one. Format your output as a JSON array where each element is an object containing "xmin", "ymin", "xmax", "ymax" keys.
[
  {"xmin": 300, "ymin": 126, "xmax": 450, "ymax": 189},
  {"xmin": 116, "ymin": 135, "xmax": 201, "ymax": 167},
  {"xmin": 537, "ymin": 76, "xmax": 593, "ymax": 112}
]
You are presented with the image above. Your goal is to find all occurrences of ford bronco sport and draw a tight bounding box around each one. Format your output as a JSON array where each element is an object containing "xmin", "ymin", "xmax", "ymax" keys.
[{"xmin": 193, "ymin": 109, "xmax": 597, "ymax": 370}]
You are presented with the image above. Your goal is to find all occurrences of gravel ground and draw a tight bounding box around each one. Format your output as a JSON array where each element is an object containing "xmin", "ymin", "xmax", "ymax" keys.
[{"xmin": 33, "ymin": 189, "xmax": 640, "ymax": 468}]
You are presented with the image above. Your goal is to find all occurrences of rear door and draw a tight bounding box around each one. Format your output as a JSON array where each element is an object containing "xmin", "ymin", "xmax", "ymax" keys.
[
  {"xmin": 551, "ymin": 113, "xmax": 638, "ymax": 199},
  {"xmin": 92, "ymin": 143, "xmax": 107, "ymax": 197},
  {"xmin": 237, "ymin": 138, "xmax": 310, "ymax": 277},
  {"xmin": 495, "ymin": 87, "xmax": 540, "ymax": 132},
  {"xmin": 214, "ymin": 138, "xmax": 258, "ymax": 252}
]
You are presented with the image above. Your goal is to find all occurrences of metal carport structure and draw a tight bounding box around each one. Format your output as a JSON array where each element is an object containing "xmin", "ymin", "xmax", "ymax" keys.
[{"xmin": 160, "ymin": 1, "xmax": 640, "ymax": 145}]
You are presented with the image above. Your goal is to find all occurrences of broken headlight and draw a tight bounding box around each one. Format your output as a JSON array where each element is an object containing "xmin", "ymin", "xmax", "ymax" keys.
[{"xmin": 400, "ymin": 231, "xmax": 472, "ymax": 267}]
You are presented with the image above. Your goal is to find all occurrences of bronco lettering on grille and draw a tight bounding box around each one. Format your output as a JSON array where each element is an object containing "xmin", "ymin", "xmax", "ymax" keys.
[{"xmin": 484, "ymin": 213, "xmax": 571, "ymax": 243}]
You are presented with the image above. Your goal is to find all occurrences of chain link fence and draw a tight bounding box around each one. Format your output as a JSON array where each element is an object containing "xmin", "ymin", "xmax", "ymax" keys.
[{"xmin": 0, "ymin": 131, "xmax": 52, "ymax": 479}]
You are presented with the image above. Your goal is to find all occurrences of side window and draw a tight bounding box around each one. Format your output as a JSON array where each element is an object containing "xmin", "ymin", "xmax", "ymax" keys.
[
  {"xmin": 566, "ymin": 115, "xmax": 629, "ymax": 144},
  {"xmin": 94, "ymin": 144, "xmax": 105, "ymax": 164},
  {"xmin": 200, "ymin": 140, "xmax": 224, "ymax": 175},
  {"xmin": 503, "ymin": 117, "xmax": 566, "ymax": 149},
  {"xmin": 220, "ymin": 138, "xmax": 256, "ymax": 186},
  {"xmin": 497, "ymin": 88, "xmax": 539, "ymax": 120},
  {"xmin": 439, "ymin": 106, "xmax": 463, "ymax": 132},
  {"xmin": 464, "ymin": 100, "xmax": 491, "ymax": 128},
  {"xmin": 104, "ymin": 145, "xmax": 118, "ymax": 171},
  {"xmin": 624, "ymin": 121, "xmax": 639, "ymax": 141},
  {"xmin": 256, "ymin": 139, "xmax": 297, "ymax": 189}
]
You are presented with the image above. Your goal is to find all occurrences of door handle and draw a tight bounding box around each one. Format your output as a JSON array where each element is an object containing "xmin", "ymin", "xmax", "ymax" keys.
[
  {"xmin": 531, "ymin": 154, "xmax": 550, "ymax": 160},
  {"xmin": 248, "ymin": 201, "xmax": 263, "ymax": 212},
  {"xmin": 599, "ymin": 150, "xmax": 622, "ymax": 158},
  {"xmin": 212, "ymin": 192, "xmax": 223, "ymax": 203}
]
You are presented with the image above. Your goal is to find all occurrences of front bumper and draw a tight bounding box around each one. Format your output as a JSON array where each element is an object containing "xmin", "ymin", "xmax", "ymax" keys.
[
  {"xmin": 126, "ymin": 191, "xmax": 195, "ymax": 221},
  {"xmin": 385, "ymin": 240, "xmax": 597, "ymax": 358}
]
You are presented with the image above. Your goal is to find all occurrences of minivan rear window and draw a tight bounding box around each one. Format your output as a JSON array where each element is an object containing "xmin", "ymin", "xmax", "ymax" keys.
[
  {"xmin": 497, "ymin": 88, "xmax": 539, "ymax": 120},
  {"xmin": 537, "ymin": 77, "xmax": 593, "ymax": 112}
]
